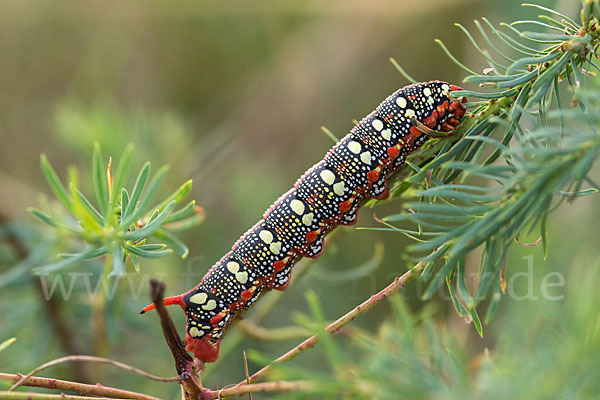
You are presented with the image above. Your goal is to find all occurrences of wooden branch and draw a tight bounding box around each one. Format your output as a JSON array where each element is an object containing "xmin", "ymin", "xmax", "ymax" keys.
[
  {"xmin": 0, "ymin": 373, "xmax": 158, "ymax": 400},
  {"xmin": 240, "ymin": 261, "xmax": 426, "ymax": 385},
  {"xmin": 8, "ymin": 355, "xmax": 181, "ymax": 392},
  {"xmin": 202, "ymin": 380, "xmax": 315, "ymax": 400},
  {"xmin": 148, "ymin": 280, "xmax": 204, "ymax": 400},
  {"xmin": 0, "ymin": 391, "xmax": 118, "ymax": 400}
]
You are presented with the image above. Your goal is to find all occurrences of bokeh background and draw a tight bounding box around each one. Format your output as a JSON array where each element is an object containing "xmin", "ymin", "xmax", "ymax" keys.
[{"xmin": 1, "ymin": 0, "xmax": 597, "ymax": 399}]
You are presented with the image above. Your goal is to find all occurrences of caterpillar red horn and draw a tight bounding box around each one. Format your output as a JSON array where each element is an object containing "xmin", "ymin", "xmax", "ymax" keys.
[{"xmin": 142, "ymin": 81, "xmax": 467, "ymax": 363}]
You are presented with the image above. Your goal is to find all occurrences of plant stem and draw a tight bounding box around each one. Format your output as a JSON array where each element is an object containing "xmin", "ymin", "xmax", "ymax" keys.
[
  {"xmin": 0, "ymin": 392, "xmax": 119, "ymax": 400},
  {"xmin": 8, "ymin": 355, "xmax": 181, "ymax": 392},
  {"xmin": 147, "ymin": 280, "xmax": 204, "ymax": 400},
  {"xmin": 0, "ymin": 373, "xmax": 158, "ymax": 400},
  {"xmin": 201, "ymin": 380, "xmax": 315, "ymax": 400}
]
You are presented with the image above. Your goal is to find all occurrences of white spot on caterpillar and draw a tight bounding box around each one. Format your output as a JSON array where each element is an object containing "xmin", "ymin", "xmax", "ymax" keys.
[
  {"xmin": 372, "ymin": 119, "xmax": 384, "ymax": 131},
  {"xmin": 290, "ymin": 199, "xmax": 305, "ymax": 215},
  {"xmin": 235, "ymin": 271, "xmax": 248, "ymax": 284},
  {"xmin": 333, "ymin": 181, "xmax": 345, "ymax": 196},
  {"xmin": 405, "ymin": 109, "xmax": 415, "ymax": 118},
  {"xmin": 320, "ymin": 169, "xmax": 335, "ymax": 185},
  {"xmin": 360, "ymin": 151, "xmax": 371, "ymax": 164},
  {"xmin": 189, "ymin": 327, "xmax": 204, "ymax": 337},
  {"xmin": 227, "ymin": 261, "xmax": 239, "ymax": 274},
  {"xmin": 396, "ymin": 97, "xmax": 407, "ymax": 108},
  {"xmin": 302, "ymin": 212, "xmax": 314, "ymax": 226},
  {"xmin": 381, "ymin": 129, "xmax": 391, "ymax": 141},
  {"xmin": 270, "ymin": 241, "xmax": 281, "ymax": 255},
  {"xmin": 442, "ymin": 84, "xmax": 450, "ymax": 93},
  {"xmin": 427, "ymin": 96, "xmax": 434, "ymax": 105},
  {"xmin": 202, "ymin": 299, "xmax": 217, "ymax": 311},
  {"xmin": 424, "ymin": 87, "xmax": 432, "ymax": 96},
  {"xmin": 348, "ymin": 141, "xmax": 361, "ymax": 154},
  {"xmin": 259, "ymin": 230, "xmax": 273, "ymax": 244},
  {"xmin": 189, "ymin": 292, "xmax": 208, "ymax": 304}
]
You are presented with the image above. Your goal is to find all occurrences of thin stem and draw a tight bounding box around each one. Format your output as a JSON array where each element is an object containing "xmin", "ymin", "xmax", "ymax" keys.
[
  {"xmin": 240, "ymin": 260, "xmax": 426, "ymax": 385},
  {"xmin": 243, "ymin": 351, "xmax": 252, "ymax": 400},
  {"xmin": 9, "ymin": 355, "xmax": 181, "ymax": 392},
  {"xmin": 320, "ymin": 126, "xmax": 339, "ymax": 143},
  {"xmin": 0, "ymin": 373, "xmax": 158, "ymax": 400},
  {"xmin": 0, "ymin": 392, "xmax": 118, "ymax": 400},
  {"xmin": 202, "ymin": 380, "xmax": 315, "ymax": 400},
  {"xmin": 389, "ymin": 57, "xmax": 417, "ymax": 84},
  {"xmin": 147, "ymin": 280, "xmax": 205, "ymax": 399}
]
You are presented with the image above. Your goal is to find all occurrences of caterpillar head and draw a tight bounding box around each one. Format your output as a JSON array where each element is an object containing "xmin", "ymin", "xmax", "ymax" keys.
[{"xmin": 140, "ymin": 290, "xmax": 226, "ymax": 363}]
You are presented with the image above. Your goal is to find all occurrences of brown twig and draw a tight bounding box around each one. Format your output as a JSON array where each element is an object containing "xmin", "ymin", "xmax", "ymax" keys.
[
  {"xmin": 8, "ymin": 355, "xmax": 181, "ymax": 392},
  {"xmin": 239, "ymin": 261, "xmax": 426, "ymax": 385},
  {"xmin": 148, "ymin": 279, "xmax": 204, "ymax": 400},
  {"xmin": 202, "ymin": 380, "xmax": 315, "ymax": 400},
  {"xmin": 0, "ymin": 373, "xmax": 159, "ymax": 400},
  {"xmin": 0, "ymin": 391, "xmax": 118, "ymax": 400},
  {"xmin": 242, "ymin": 351, "xmax": 252, "ymax": 400}
]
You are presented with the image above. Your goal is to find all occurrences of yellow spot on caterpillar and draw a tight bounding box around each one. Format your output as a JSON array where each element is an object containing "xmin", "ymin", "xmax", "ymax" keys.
[
  {"xmin": 424, "ymin": 87, "xmax": 432, "ymax": 96},
  {"xmin": 189, "ymin": 292, "xmax": 208, "ymax": 304},
  {"xmin": 235, "ymin": 271, "xmax": 248, "ymax": 284},
  {"xmin": 333, "ymin": 182, "xmax": 345, "ymax": 196},
  {"xmin": 290, "ymin": 199, "xmax": 305, "ymax": 215},
  {"xmin": 348, "ymin": 141, "xmax": 361, "ymax": 154},
  {"xmin": 227, "ymin": 261, "xmax": 239, "ymax": 274},
  {"xmin": 372, "ymin": 119, "xmax": 384, "ymax": 131},
  {"xmin": 361, "ymin": 151, "xmax": 371, "ymax": 164},
  {"xmin": 396, "ymin": 97, "xmax": 407, "ymax": 108},
  {"xmin": 320, "ymin": 169, "xmax": 335, "ymax": 185},
  {"xmin": 202, "ymin": 299, "xmax": 217, "ymax": 311},
  {"xmin": 259, "ymin": 230, "xmax": 273, "ymax": 244},
  {"xmin": 302, "ymin": 212, "xmax": 314, "ymax": 226},
  {"xmin": 189, "ymin": 327, "xmax": 203, "ymax": 337},
  {"xmin": 381, "ymin": 129, "xmax": 391, "ymax": 141},
  {"xmin": 270, "ymin": 241, "xmax": 281, "ymax": 255}
]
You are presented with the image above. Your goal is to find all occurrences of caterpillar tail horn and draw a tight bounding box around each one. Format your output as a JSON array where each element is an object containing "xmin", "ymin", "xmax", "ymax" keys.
[{"xmin": 139, "ymin": 294, "xmax": 186, "ymax": 314}]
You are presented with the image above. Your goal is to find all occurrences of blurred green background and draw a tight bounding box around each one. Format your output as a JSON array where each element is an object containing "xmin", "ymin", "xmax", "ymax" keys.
[{"xmin": 1, "ymin": 0, "xmax": 597, "ymax": 399}]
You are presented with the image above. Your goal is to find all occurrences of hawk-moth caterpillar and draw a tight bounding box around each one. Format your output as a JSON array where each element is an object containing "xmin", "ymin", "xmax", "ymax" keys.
[{"xmin": 141, "ymin": 81, "xmax": 467, "ymax": 362}]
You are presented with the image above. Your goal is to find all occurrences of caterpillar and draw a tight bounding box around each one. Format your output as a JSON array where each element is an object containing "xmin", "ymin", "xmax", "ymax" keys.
[{"xmin": 141, "ymin": 81, "xmax": 467, "ymax": 363}]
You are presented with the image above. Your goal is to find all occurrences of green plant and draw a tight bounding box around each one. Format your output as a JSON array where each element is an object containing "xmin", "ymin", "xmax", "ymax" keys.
[
  {"xmin": 359, "ymin": 1, "xmax": 600, "ymax": 334},
  {"xmin": 28, "ymin": 143, "xmax": 203, "ymax": 276}
]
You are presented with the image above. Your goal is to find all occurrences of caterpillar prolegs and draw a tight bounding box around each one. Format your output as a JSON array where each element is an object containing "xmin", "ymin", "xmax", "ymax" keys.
[{"xmin": 141, "ymin": 81, "xmax": 467, "ymax": 362}]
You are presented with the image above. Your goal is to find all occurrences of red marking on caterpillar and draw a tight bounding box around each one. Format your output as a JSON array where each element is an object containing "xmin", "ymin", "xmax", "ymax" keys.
[
  {"xmin": 141, "ymin": 81, "xmax": 467, "ymax": 363},
  {"xmin": 367, "ymin": 169, "xmax": 380, "ymax": 182}
]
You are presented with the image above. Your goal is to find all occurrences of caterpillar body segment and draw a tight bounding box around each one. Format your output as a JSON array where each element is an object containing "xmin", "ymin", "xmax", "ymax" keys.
[{"xmin": 141, "ymin": 81, "xmax": 467, "ymax": 363}]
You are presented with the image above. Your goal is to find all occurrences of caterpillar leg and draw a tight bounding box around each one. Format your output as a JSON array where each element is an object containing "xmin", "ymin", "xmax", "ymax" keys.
[
  {"xmin": 271, "ymin": 254, "xmax": 298, "ymax": 290},
  {"xmin": 340, "ymin": 198, "xmax": 360, "ymax": 226},
  {"xmin": 263, "ymin": 253, "xmax": 298, "ymax": 290},
  {"xmin": 368, "ymin": 169, "xmax": 389, "ymax": 199},
  {"xmin": 303, "ymin": 227, "xmax": 328, "ymax": 258}
]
